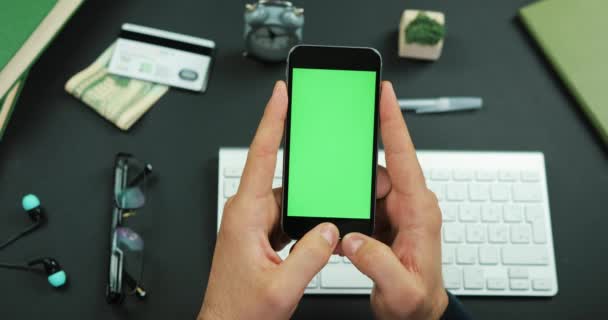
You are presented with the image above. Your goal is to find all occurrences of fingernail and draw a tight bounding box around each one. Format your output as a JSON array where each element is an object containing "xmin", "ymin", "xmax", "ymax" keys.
[
  {"xmin": 384, "ymin": 81, "xmax": 394, "ymax": 92},
  {"xmin": 320, "ymin": 224, "xmax": 338, "ymax": 246},
  {"xmin": 344, "ymin": 235, "xmax": 364, "ymax": 256},
  {"xmin": 272, "ymin": 81, "xmax": 282, "ymax": 95}
]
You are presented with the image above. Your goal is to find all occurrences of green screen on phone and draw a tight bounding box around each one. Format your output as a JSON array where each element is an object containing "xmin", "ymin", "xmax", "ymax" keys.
[{"xmin": 287, "ymin": 68, "xmax": 377, "ymax": 219}]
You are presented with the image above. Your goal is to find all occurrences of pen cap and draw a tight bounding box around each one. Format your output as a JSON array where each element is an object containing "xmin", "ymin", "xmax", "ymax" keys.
[{"xmin": 444, "ymin": 97, "xmax": 483, "ymax": 109}]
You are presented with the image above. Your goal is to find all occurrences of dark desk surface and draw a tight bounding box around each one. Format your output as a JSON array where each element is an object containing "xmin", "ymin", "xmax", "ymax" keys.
[{"xmin": 1, "ymin": 0, "xmax": 607, "ymax": 318}]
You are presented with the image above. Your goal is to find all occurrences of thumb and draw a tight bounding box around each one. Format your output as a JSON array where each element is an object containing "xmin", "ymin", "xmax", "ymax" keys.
[
  {"xmin": 276, "ymin": 223, "xmax": 339, "ymax": 290},
  {"xmin": 341, "ymin": 232, "xmax": 414, "ymax": 291}
]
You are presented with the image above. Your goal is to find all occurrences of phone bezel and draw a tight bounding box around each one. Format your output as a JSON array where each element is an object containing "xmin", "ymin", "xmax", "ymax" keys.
[{"xmin": 281, "ymin": 45, "xmax": 382, "ymax": 240}]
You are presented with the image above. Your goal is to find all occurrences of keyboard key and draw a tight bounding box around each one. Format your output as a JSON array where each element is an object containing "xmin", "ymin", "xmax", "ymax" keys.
[
  {"xmin": 443, "ymin": 224, "xmax": 464, "ymax": 243},
  {"xmin": 476, "ymin": 170, "xmax": 496, "ymax": 181},
  {"xmin": 442, "ymin": 245, "xmax": 455, "ymax": 264},
  {"xmin": 499, "ymin": 170, "xmax": 519, "ymax": 181},
  {"xmin": 512, "ymin": 183, "xmax": 543, "ymax": 202},
  {"xmin": 459, "ymin": 204, "xmax": 480, "ymax": 222},
  {"xmin": 488, "ymin": 225, "xmax": 509, "ymax": 243},
  {"xmin": 487, "ymin": 278, "xmax": 507, "ymax": 290},
  {"xmin": 343, "ymin": 257, "xmax": 352, "ymax": 264},
  {"xmin": 453, "ymin": 169, "xmax": 474, "ymax": 181},
  {"xmin": 432, "ymin": 169, "xmax": 451, "ymax": 181},
  {"xmin": 491, "ymin": 184, "xmax": 510, "ymax": 201},
  {"xmin": 469, "ymin": 183, "xmax": 490, "ymax": 201},
  {"xmin": 466, "ymin": 224, "xmax": 486, "ymax": 243},
  {"xmin": 456, "ymin": 246, "xmax": 477, "ymax": 264},
  {"xmin": 328, "ymin": 255, "xmax": 342, "ymax": 264},
  {"xmin": 510, "ymin": 279, "xmax": 529, "ymax": 290},
  {"xmin": 521, "ymin": 170, "xmax": 540, "ymax": 182},
  {"xmin": 447, "ymin": 183, "xmax": 468, "ymax": 201},
  {"xmin": 531, "ymin": 220, "xmax": 547, "ymax": 244},
  {"xmin": 443, "ymin": 267, "xmax": 461, "ymax": 289},
  {"xmin": 481, "ymin": 204, "xmax": 502, "ymax": 222},
  {"xmin": 224, "ymin": 167, "xmax": 243, "ymax": 177},
  {"xmin": 510, "ymin": 225, "xmax": 531, "ymax": 244},
  {"xmin": 508, "ymin": 267, "xmax": 529, "ymax": 279},
  {"xmin": 427, "ymin": 182, "xmax": 446, "ymax": 201},
  {"xmin": 463, "ymin": 267, "xmax": 484, "ymax": 289},
  {"xmin": 525, "ymin": 204, "xmax": 544, "ymax": 222},
  {"xmin": 503, "ymin": 204, "xmax": 523, "ymax": 222},
  {"xmin": 321, "ymin": 264, "xmax": 373, "ymax": 289},
  {"xmin": 525, "ymin": 205, "xmax": 548, "ymax": 243},
  {"xmin": 479, "ymin": 246, "xmax": 499, "ymax": 265},
  {"xmin": 439, "ymin": 203, "xmax": 458, "ymax": 222},
  {"xmin": 502, "ymin": 246, "xmax": 549, "ymax": 265},
  {"xmin": 532, "ymin": 278, "xmax": 553, "ymax": 291},
  {"xmin": 223, "ymin": 178, "xmax": 239, "ymax": 197}
]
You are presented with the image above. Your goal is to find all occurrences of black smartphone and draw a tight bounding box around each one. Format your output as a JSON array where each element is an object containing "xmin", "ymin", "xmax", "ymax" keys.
[{"xmin": 281, "ymin": 45, "xmax": 382, "ymax": 239}]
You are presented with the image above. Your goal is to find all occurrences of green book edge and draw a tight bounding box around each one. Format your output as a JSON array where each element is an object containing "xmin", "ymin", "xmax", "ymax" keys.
[
  {"xmin": 0, "ymin": 72, "xmax": 29, "ymax": 141},
  {"xmin": 0, "ymin": 1, "xmax": 84, "ymax": 99},
  {"xmin": 519, "ymin": 2, "xmax": 608, "ymax": 145},
  {"xmin": 0, "ymin": 0, "xmax": 58, "ymax": 70}
]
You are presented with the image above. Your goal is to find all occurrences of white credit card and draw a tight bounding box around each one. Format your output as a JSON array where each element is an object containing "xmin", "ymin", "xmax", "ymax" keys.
[{"xmin": 108, "ymin": 23, "xmax": 215, "ymax": 92}]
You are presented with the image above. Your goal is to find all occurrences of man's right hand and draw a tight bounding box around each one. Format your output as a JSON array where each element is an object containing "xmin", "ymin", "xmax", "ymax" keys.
[{"xmin": 340, "ymin": 81, "xmax": 448, "ymax": 320}]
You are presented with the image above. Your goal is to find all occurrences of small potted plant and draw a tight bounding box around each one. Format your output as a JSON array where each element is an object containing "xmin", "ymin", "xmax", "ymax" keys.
[{"xmin": 399, "ymin": 10, "xmax": 446, "ymax": 60}]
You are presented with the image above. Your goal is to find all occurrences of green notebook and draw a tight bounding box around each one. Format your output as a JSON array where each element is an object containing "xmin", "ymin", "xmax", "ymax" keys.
[
  {"xmin": 0, "ymin": 0, "xmax": 82, "ymax": 140},
  {"xmin": 0, "ymin": 0, "xmax": 82, "ymax": 98},
  {"xmin": 0, "ymin": 0, "xmax": 57, "ymax": 71},
  {"xmin": 520, "ymin": 0, "xmax": 608, "ymax": 144}
]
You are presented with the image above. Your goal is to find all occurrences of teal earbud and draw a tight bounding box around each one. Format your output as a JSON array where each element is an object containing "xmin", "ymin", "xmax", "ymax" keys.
[
  {"xmin": 47, "ymin": 270, "xmax": 67, "ymax": 288},
  {"xmin": 28, "ymin": 258, "xmax": 67, "ymax": 288},
  {"xmin": 21, "ymin": 194, "xmax": 40, "ymax": 211},
  {"xmin": 21, "ymin": 194, "xmax": 45, "ymax": 222},
  {"xmin": 0, "ymin": 195, "xmax": 66, "ymax": 289}
]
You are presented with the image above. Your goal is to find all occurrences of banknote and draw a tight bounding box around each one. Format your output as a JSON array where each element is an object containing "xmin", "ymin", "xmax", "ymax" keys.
[{"xmin": 65, "ymin": 43, "xmax": 169, "ymax": 130}]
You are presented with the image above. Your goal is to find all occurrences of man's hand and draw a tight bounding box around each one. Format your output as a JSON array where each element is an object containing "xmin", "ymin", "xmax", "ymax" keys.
[
  {"xmin": 198, "ymin": 81, "xmax": 339, "ymax": 320},
  {"xmin": 340, "ymin": 82, "xmax": 448, "ymax": 320}
]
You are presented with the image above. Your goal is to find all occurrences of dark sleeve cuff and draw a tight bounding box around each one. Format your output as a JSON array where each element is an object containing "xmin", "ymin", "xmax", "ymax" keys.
[{"xmin": 440, "ymin": 291, "xmax": 473, "ymax": 320}]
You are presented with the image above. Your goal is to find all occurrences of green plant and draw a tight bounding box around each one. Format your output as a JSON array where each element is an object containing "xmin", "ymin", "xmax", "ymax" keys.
[{"xmin": 405, "ymin": 12, "xmax": 445, "ymax": 45}]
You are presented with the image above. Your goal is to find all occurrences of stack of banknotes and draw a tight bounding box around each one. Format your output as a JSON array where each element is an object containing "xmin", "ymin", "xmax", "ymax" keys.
[{"xmin": 65, "ymin": 43, "xmax": 168, "ymax": 130}]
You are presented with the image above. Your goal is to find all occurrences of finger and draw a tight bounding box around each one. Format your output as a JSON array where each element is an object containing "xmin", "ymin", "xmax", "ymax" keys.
[
  {"xmin": 293, "ymin": 239, "xmax": 344, "ymax": 256},
  {"xmin": 268, "ymin": 187, "xmax": 291, "ymax": 250},
  {"xmin": 372, "ymin": 198, "xmax": 395, "ymax": 245},
  {"xmin": 376, "ymin": 165, "xmax": 391, "ymax": 199},
  {"xmin": 239, "ymin": 81, "xmax": 288, "ymax": 197},
  {"xmin": 341, "ymin": 232, "xmax": 414, "ymax": 292},
  {"xmin": 379, "ymin": 81, "xmax": 426, "ymax": 195},
  {"xmin": 373, "ymin": 165, "xmax": 393, "ymax": 244},
  {"xmin": 275, "ymin": 223, "xmax": 339, "ymax": 291}
]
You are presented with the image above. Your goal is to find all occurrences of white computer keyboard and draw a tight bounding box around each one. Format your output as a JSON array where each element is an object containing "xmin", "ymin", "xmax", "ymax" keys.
[{"xmin": 217, "ymin": 148, "xmax": 558, "ymax": 296}]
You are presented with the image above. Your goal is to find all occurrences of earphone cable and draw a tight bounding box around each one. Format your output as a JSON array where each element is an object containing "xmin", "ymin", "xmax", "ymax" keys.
[
  {"xmin": 0, "ymin": 262, "xmax": 35, "ymax": 271},
  {"xmin": 0, "ymin": 221, "xmax": 42, "ymax": 251}
]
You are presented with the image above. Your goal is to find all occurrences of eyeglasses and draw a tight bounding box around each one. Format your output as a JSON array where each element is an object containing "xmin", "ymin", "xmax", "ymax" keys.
[{"xmin": 106, "ymin": 153, "xmax": 153, "ymax": 304}]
